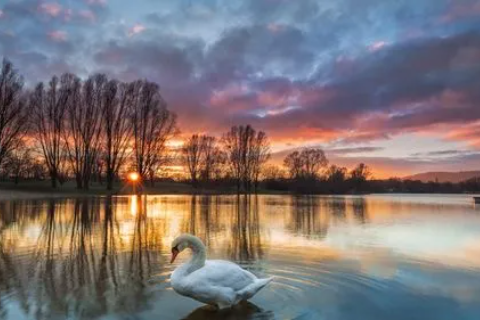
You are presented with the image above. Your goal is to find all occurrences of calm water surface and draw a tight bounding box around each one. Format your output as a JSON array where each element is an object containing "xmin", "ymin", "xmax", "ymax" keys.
[{"xmin": 0, "ymin": 194, "xmax": 479, "ymax": 320}]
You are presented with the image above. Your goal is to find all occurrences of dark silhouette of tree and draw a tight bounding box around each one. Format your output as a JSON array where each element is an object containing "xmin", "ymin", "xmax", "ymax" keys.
[
  {"xmin": 349, "ymin": 163, "xmax": 371, "ymax": 192},
  {"xmin": 222, "ymin": 125, "xmax": 270, "ymax": 192},
  {"xmin": 182, "ymin": 134, "xmax": 203, "ymax": 188},
  {"xmin": 101, "ymin": 80, "xmax": 133, "ymax": 190},
  {"xmin": 200, "ymin": 135, "xmax": 225, "ymax": 182},
  {"xmin": 130, "ymin": 81, "xmax": 177, "ymax": 185},
  {"xmin": 284, "ymin": 148, "xmax": 328, "ymax": 180},
  {"xmin": 0, "ymin": 59, "xmax": 28, "ymax": 168},
  {"xmin": 64, "ymin": 74, "xmax": 106, "ymax": 190},
  {"xmin": 1, "ymin": 142, "xmax": 33, "ymax": 183},
  {"xmin": 31, "ymin": 75, "xmax": 70, "ymax": 188}
]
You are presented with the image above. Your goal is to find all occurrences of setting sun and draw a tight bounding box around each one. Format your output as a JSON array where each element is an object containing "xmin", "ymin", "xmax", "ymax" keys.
[{"xmin": 128, "ymin": 172, "xmax": 140, "ymax": 182}]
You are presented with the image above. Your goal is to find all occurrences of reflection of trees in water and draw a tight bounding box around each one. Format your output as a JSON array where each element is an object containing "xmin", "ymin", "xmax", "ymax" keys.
[
  {"xmin": 352, "ymin": 197, "xmax": 368, "ymax": 224},
  {"xmin": 228, "ymin": 195, "xmax": 264, "ymax": 262},
  {"xmin": 0, "ymin": 196, "xmax": 165, "ymax": 320},
  {"xmin": 290, "ymin": 196, "xmax": 329, "ymax": 239},
  {"xmin": 327, "ymin": 197, "xmax": 347, "ymax": 220}
]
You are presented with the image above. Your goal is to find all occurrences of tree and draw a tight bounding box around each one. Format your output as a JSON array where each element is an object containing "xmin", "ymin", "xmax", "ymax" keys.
[
  {"xmin": 222, "ymin": 125, "xmax": 270, "ymax": 192},
  {"xmin": 182, "ymin": 134, "xmax": 203, "ymax": 187},
  {"xmin": 64, "ymin": 74, "xmax": 105, "ymax": 190},
  {"xmin": 284, "ymin": 148, "xmax": 328, "ymax": 180},
  {"xmin": 249, "ymin": 130, "xmax": 270, "ymax": 190},
  {"xmin": 1, "ymin": 144, "xmax": 33, "ymax": 184},
  {"xmin": 283, "ymin": 151, "xmax": 303, "ymax": 179},
  {"xmin": 200, "ymin": 135, "xmax": 225, "ymax": 182},
  {"xmin": 326, "ymin": 165, "xmax": 347, "ymax": 183},
  {"xmin": 0, "ymin": 59, "xmax": 28, "ymax": 167},
  {"xmin": 349, "ymin": 163, "xmax": 371, "ymax": 192},
  {"xmin": 31, "ymin": 75, "xmax": 70, "ymax": 188},
  {"xmin": 130, "ymin": 81, "xmax": 177, "ymax": 185},
  {"xmin": 101, "ymin": 80, "xmax": 133, "ymax": 190}
]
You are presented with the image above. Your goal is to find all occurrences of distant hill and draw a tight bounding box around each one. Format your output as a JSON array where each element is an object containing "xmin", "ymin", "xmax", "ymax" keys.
[{"xmin": 404, "ymin": 171, "xmax": 480, "ymax": 183}]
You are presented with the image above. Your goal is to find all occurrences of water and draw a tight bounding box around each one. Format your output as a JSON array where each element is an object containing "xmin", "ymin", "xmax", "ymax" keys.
[{"xmin": 0, "ymin": 194, "xmax": 479, "ymax": 320}]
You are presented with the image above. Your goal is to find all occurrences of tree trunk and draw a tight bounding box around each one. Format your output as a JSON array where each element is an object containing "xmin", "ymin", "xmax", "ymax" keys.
[
  {"xmin": 76, "ymin": 173, "xmax": 83, "ymax": 189},
  {"xmin": 106, "ymin": 169, "xmax": 114, "ymax": 190},
  {"xmin": 51, "ymin": 173, "xmax": 57, "ymax": 188}
]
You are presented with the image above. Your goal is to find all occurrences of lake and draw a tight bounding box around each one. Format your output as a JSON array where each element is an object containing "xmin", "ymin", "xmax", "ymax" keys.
[{"xmin": 0, "ymin": 194, "xmax": 479, "ymax": 320}]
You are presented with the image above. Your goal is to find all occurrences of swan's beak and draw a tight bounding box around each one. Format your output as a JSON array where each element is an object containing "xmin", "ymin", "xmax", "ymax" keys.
[{"xmin": 171, "ymin": 247, "xmax": 179, "ymax": 263}]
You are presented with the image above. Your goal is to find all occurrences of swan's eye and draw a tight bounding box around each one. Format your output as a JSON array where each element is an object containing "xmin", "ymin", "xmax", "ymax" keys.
[{"xmin": 172, "ymin": 246, "xmax": 179, "ymax": 253}]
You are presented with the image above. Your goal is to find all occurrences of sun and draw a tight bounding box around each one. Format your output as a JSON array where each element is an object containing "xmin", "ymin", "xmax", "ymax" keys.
[{"xmin": 128, "ymin": 172, "xmax": 140, "ymax": 182}]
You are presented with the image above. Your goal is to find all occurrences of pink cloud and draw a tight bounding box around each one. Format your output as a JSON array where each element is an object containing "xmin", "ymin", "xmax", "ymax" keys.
[
  {"xmin": 47, "ymin": 30, "xmax": 67, "ymax": 42},
  {"xmin": 439, "ymin": 0, "xmax": 480, "ymax": 23},
  {"xmin": 38, "ymin": 2, "xmax": 62, "ymax": 17},
  {"xmin": 79, "ymin": 9, "xmax": 96, "ymax": 22},
  {"xmin": 63, "ymin": 8, "xmax": 73, "ymax": 21},
  {"xmin": 128, "ymin": 24, "xmax": 146, "ymax": 37},
  {"xmin": 368, "ymin": 41, "xmax": 388, "ymax": 52},
  {"xmin": 85, "ymin": 0, "xmax": 107, "ymax": 6},
  {"xmin": 267, "ymin": 23, "xmax": 285, "ymax": 33}
]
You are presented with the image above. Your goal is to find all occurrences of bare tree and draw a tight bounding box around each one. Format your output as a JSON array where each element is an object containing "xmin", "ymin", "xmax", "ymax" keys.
[
  {"xmin": 284, "ymin": 148, "xmax": 328, "ymax": 180},
  {"xmin": 222, "ymin": 125, "xmax": 270, "ymax": 192},
  {"xmin": 130, "ymin": 80, "xmax": 177, "ymax": 185},
  {"xmin": 31, "ymin": 75, "xmax": 70, "ymax": 188},
  {"xmin": 283, "ymin": 151, "xmax": 303, "ymax": 179},
  {"xmin": 0, "ymin": 59, "xmax": 28, "ymax": 167},
  {"xmin": 101, "ymin": 80, "xmax": 133, "ymax": 190},
  {"xmin": 181, "ymin": 134, "xmax": 203, "ymax": 187},
  {"xmin": 64, "ymin": 74, "xmax": 106, "ymax": 190},
  {"xmin": 1, "ymin": 143, "xmax": 33, "ymax": 183},
  {"xmin": 249, "ymin": 130, "xmax": 270, "ymax": 191},
  {"xmin": 200, "ymin": 135, "xmax": 225, "ymax": 182}
]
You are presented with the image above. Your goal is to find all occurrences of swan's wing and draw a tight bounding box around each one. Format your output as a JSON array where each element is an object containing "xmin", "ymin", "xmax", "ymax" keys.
[{"xmin": 189, "ymin": 260, "xmax": 257, "ymax": 292}]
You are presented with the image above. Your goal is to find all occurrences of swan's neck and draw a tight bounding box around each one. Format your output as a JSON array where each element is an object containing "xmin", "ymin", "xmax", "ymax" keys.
[{"xmin": 185, "ymin": 239, "xmax": 206, "ymax": 273}]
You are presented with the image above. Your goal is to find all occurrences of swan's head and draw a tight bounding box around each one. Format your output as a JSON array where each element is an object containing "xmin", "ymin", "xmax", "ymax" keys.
[{"xmin": 170, "ymin": 233, "xmax": 204, "ymax": 263}]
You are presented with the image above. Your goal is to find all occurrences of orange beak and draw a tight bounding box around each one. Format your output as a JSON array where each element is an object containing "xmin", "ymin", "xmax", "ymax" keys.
[{"xmin": 171, "ymin": 247, "xmax": 179, "ymax": 263}]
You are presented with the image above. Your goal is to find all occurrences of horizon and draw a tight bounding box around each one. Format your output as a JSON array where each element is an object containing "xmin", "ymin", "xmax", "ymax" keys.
[{"xmin": 1, "ymin": 0, "xmax": 480, "ymax": 178}]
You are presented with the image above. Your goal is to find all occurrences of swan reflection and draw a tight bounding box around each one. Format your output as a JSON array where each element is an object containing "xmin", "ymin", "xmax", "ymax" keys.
[{"xmin": 182, "ymin": 301, "xmax": 274, "ymax": 320}]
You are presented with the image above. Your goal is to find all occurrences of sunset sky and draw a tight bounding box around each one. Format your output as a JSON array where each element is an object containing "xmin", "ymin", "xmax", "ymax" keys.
[{"xmin": 1, "ymin": 0, "xmax": 480, "ymax": 178}]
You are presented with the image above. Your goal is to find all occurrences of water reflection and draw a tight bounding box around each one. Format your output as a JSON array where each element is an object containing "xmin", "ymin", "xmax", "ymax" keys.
[{"xmin": 0, "ymin": 194, "xmax": 479, "ymax": 320}]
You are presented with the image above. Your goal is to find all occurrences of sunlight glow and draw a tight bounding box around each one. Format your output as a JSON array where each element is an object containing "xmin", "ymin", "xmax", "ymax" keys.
[{"xmin": 128, "ymin": 172, "xmax": 140, "ymax": 182}]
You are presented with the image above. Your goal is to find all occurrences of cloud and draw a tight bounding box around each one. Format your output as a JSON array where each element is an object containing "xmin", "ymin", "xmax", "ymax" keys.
[
  {"xmin": 47, "ymin": 30, "xmax": 67, "ymax": 42},
  {"xmin": 38, "ymin": 2, "xmax": 62, "ymax": 17},
  {"xmin": 128, "ymin": 24, "xmax": 146, "ymax": 37}
]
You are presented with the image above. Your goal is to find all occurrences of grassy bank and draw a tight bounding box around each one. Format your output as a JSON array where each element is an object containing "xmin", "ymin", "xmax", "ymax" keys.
[{"xmin": 0, "ymin": 180, "xmax": 287, "ymax": 199}]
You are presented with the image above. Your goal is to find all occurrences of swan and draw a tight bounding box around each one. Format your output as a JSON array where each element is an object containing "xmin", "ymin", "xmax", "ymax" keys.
[{"xmin": 170, "ymin": 234, "xmax": 273, "ymax": 309}]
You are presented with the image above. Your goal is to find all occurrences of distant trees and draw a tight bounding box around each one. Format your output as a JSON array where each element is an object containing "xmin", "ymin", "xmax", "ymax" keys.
[
  {"xmin": 182, "ymin": 134, "xmax": 226, "ymax": 187},
  {"xmin": 182, "ymin": 134, "xmax": 203, "ymax": 187},
  {"xmin": 0, "ymin": 59, "xmax": 28, "ymax": 168},
  {"xmin": 284, "ymin": 148, "xmax": 328, "ymax": 180},
  {"xmin": 200, "ymin": 135, "xmax": 225, "ymax": 182},
  {"xmin": 349, "ymin": 163, "xmax": 371, "ymax": 191},
  {"xmin": 222, "ymin": 125, "xmax": 270, "ymax": 192}
]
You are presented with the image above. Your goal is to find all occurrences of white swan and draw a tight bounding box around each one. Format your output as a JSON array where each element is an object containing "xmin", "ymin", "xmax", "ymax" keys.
[{"xmin": 170, "ymin": 234, "xmax": 273, "ymax": 309}]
